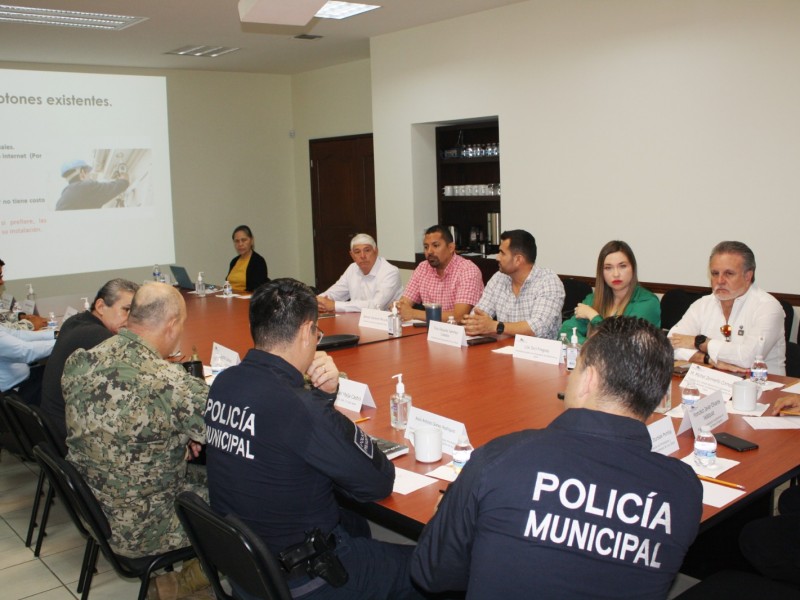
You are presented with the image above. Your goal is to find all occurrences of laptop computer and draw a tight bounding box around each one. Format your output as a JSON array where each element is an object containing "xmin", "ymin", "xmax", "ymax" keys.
[{"xmin": 170, "ymin": 265, "xmax": 195, "ymax": 290}]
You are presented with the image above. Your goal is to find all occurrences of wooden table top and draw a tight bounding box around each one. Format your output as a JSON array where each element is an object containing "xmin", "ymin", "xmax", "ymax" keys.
[{"xmin": 178, "ymin": 290, "xmax": 800, "ymax": 536}]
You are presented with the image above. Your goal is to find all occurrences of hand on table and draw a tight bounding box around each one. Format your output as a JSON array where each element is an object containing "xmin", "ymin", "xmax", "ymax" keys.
[
  {"xmin": 317, "ymin": 296, "xmax": 335, "ymax": 313},
  {"xmin": 771, "ymin": 395, "xmax": 800, "ymax": 415},
  {"xmin": 462, "ymin": 308, "xmax": 495, "ymax": 336}
]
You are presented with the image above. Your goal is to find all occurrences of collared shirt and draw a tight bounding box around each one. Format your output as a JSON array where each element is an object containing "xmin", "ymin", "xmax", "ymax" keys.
[
  {"xmin": 475, "ymin": 266, "xmax": 565, "ymax": 339},
  {"xmin": 63, "ymin": 328, "xmax": 208, "ymax": 557},
  {"xmin": 0, "ymin": 324, "xmax": 55, "ymax": 391},
  {"xmin": 669, "ymin": 285, "xmax": 786, "ymax": 375},
  {"xmin": 321, "ymin": 256, "xmax": 402, "ymax": 312},
  {"xmin": 403, "ymin": 254, "xmax": 484, "ymax": 311}
]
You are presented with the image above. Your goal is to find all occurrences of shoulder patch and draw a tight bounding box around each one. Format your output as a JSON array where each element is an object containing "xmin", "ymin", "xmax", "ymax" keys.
[{"xmin": 353, "ymin": 426, "xmax": 374, "ymax": 459}]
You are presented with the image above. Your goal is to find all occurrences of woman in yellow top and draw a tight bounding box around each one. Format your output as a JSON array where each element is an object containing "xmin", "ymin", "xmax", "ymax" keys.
[
  {"xmin": 226, "ymin": 225, "xmax": 269, "ymax": 293},
  {"xmin": 560, "ymin": 240, "xmax": 660, "ymax": 344}
]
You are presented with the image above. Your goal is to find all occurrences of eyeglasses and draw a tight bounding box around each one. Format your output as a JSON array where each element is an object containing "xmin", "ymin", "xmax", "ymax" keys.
[{"xmin": 311, "ymin": 323, "xmax": 325, "ymax": 345}]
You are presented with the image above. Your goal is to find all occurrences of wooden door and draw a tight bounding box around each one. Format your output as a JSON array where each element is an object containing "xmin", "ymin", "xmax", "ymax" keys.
[{"xmin": 310, "ymin": 134, "xmax": 375, "ymax": 291}]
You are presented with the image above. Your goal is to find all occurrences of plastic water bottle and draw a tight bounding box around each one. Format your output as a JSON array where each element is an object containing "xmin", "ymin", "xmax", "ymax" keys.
[
  {"xmin": 47, "ymin": 312, "xmax": 58, "ymax": 330},
  {"xmin": 559, "ymin": 333, "xmax": 568, "ymax": 365},
  {"xmin": 694, "ymin": 426, "xmax": 717, "ymax": 468},
  {"xmin": 452, "ymin": 434, "xmax": 474, "ymax": 475},
  {"xmin": 222, "ymin": 281, "xmax": 232, "ymax": 297},
  {"xmin": 152, "ymin": 264, "xmax": 161, "ymax": 282},
  {"xmin": 750, "ymin": 355, "xmax": 768, "ymax": 386},
  {"xmin": 447, "ymin": 315, "xmax": 456, "ymax": 325},
  {"xmin": 195, "ymin": 272, "xmax": 206, "ymax": 297},
  {"xmin": 681, "ymin": 385, "xmax": 701, "ymax": 407}
]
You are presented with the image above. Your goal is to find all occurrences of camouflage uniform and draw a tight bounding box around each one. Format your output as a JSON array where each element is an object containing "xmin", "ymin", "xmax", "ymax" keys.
[{"xmin": 62, "ymin": 329, "xmax": 208, "ymax": 558}]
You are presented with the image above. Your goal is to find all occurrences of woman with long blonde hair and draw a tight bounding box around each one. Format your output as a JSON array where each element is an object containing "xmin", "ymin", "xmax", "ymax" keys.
[{"xmin": 560, "ymin": 241, "xmax": 660, "ymax": 343}]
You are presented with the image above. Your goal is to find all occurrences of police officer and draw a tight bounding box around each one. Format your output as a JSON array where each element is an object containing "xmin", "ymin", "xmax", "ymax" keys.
[
  {"xmin": 205, "ymin": 278, "xmax": 422, "ymax": 599},
  {"xmin": 411, "ymin": 317, "xmax": 703, "ymax": 599}
]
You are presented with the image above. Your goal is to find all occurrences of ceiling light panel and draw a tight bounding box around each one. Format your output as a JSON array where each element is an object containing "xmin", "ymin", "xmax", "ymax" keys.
[
  {"xmin": 0, "ymin": 4, "xmax": 147, "ymax": 30},
  {"xmin": 315, "ymin": 1, "xmax": 380, "ymax": 20},
  {"xmin": 166, "ymin": 46, "xmax": 241, "ymax": 58}
]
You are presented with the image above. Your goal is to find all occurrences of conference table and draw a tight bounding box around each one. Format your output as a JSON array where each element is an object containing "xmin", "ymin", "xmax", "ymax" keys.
[{"xmin": 178, "ymin": 291, "xmax": 800, "ymax": 539}]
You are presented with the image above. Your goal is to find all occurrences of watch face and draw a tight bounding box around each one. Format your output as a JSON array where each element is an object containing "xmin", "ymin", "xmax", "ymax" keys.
[{"xmin": 496, "ymin": 322, "xmax": 504, "ymax": 335}]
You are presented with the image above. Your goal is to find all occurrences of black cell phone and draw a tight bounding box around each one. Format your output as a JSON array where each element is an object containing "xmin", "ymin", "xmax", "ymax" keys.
[
  {"xmin": 467, "ymin": 336, "xmax": 496, "ymax": 346},
  {"xmin": 413, "ymin": 322, "xmax": 428, "ymax": 328},
  {"xmin": 714, "ymin": 432, "xmax": 759, "ymax": 452}
]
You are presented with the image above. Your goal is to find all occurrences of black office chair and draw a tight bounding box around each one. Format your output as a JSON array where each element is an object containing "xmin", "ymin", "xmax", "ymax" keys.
[
  {"xmin": 174, "ymin": 491, "xmax": 292, "ymax": 600},
  {"xmin": 673, "ymin": 569, "xmax": 800, "ymax": 599},
  {"xmin": 3, "ymin": 396, "xmax": 62, "ymax": 553},
  {"xmin": 560, "ymin": 278, "xmax": 592, "ymax": 319},
  {"xmin": 32, "ymin": 442, "xmax": 195, "ymax": 600},
  {"xmin": 0, "ymin": 391, "xmax": 28, "ymax": 461},
  {"xmin": 779, "ymin": 299, "xmax": 794, "ymax": 344},
  {"xmin": 660, "ymin": 289, "xmax": 703, "ymax": 331},
  {"xmin": 786, "ymin": 342, "xmax": 800, "ymax": 378}
]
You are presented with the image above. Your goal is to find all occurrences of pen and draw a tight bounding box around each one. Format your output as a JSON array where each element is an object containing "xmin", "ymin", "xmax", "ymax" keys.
[
  {"xmin": 779, "ymin": 410, "xmax": 800, "ymax": 416},
  {"xmin": 697, "ymin": 474, "xmax": 745, "ymax": 491},
  {"xmin": 354, "ymin": 417, "xmax": 370, "ymax": 424}
]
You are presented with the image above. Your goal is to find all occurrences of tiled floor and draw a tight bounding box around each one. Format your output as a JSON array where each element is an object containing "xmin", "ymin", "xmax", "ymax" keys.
[
  {"xmin": 0, "ymin": 447, "xmax": 705, "ymax": 599},
  {"xmin": 0, "ymin": 450, "xmax": 141, "ymax": 600}
]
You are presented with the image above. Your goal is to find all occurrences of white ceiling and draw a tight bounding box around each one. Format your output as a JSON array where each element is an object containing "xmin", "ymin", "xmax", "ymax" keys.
[{"xmin": 0, "ymin": 0, "xmax": 526, "ymax": 74}]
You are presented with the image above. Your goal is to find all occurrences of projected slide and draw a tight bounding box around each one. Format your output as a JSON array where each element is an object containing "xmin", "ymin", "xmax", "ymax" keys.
[{"xmin": 0, "ymin": 69, "xmax": 174, "ymax": 280}]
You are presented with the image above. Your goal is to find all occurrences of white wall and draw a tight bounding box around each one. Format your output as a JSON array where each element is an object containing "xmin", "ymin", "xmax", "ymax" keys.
[
  {"xmin": 0, "ymin": 62, "xmax": 294, "ymax": 299},
  {"xmin": 371, "ymin": 0, "xmax": 800, "ymax": 294}
]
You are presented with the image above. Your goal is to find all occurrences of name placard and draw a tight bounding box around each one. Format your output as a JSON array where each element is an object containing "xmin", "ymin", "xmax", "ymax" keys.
[
  {"xmin": 20, "ymin": 299, "xmax": 36, "ymax": 316},
  {"xmin": 427, "ymin": 320, "xmax": 467, "ymax": 348},
  {"xmin": 512, "ymin": 335, "xmax": 561, "ymax": 365},
  {"xmin": 681, "ymin": 364, "xmax": 742, "ymax": 401},
  {"xmin": 0, "ymin": 292, "xmax": 13, "ymax": 311},
  {"xmin": 404, "ymin": 407, "xmax": 466, "ymax": 455},
  {"xmin": 677, "ymin": 390, "xmax": 728, "ymax": 437},
  {"xmin": 334, "ymin": 378, "xmax": 376, "ymax": 412},
  {"xmin": 648, "ymin": 417, "xmax": 680, "ymax": 456},
  {"xmin": 62, "ymin": 306, "xmax": 79, "ymax": 322},
  {"xmin": 359, "ymin": 308, "xmax": 391, "ymax": 331}
]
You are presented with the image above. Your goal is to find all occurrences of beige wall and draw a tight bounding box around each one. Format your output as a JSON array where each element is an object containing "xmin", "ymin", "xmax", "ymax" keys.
[
  {"xmin": 0, "ymin": 62, "xmax": 294, "ymax": 299},
  {"xmin": 371, "ymin": 0, "xmax": 800, "ymax": 294},
  {"xmin": 291, "ymin": 59, "xmax": 373, "ymax": 285}
]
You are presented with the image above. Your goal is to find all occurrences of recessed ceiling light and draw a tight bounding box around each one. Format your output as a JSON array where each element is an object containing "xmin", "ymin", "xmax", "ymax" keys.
[
  {"xmin": 0, "ymin": 4, "xmax": 146, "ymax": 30},
  {"xmin": 315, "ymin": 1, "xmax": 380, "ymax": 20},
  {"xmin": 166, "ymin": 46, "xmax": 241, "ymax": 58}
]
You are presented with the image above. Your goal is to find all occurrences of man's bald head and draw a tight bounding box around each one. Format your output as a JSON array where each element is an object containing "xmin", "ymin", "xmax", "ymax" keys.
[{"xmin": 128, "ymin": 283, "xmax": 185, "ymax": 330}]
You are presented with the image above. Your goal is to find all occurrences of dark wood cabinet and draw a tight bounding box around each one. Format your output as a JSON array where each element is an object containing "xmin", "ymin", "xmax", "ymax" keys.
[{"xmin": 436, "ymin": 119, "xmax": 500, "ymax": 252}]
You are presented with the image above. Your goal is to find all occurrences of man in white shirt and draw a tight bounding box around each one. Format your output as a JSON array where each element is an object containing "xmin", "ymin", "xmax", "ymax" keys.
[
  {"xmin": 317, "ymin": 234, "xmax": 402, "ymax": 313},
  {"xmin": 668, "ymin": 241, "xmax": 786, "ymax": 374}
]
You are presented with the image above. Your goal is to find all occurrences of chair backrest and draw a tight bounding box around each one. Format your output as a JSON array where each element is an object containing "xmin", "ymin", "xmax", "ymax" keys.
[
  {"xmin": 778, "ymin": 299, "xmax": 794, "ymax": 343},
  {"xmin": 0, "ymin": 392, "xmax": 29, "ymax": 459},
  {"xmin": 660, "ymin": 289, "xmax": 703, "ymax": 331},
  {"xmin": 560, "ymin": 278, "xmax": 593, "ymax": 319},
  {"xmin": 32, "ymin": 442, "xmax": 115, "ymax": 548},
  {"xmin": 5, "ymin": 396, "xmax": 64, "ymax": 458},
  {"xmin": 174, "ymin": 491, "xmax": 291, "ymax": 600},
  {"xmin": 786, "ymin": 342, "xmax": 800, "ymax": 378}
]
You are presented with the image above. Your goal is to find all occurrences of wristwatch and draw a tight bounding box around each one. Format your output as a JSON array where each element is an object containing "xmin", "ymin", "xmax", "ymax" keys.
[
  {"xmin": 694, "ymin": 335, "xmax": 707, "ymax": 351},
  {"xmin": 496, "ymin": 322, "xmax": 505, "ymax": 335}
]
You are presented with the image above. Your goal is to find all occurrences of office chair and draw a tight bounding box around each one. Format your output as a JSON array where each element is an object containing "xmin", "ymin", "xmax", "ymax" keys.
[
  {"xmin": 660, "ymin": 289, "xmax": 703, "ymax": 331},
  {"xmin": 32, "ymin": 442, "xmax": 195, "ymax": 600},
  {"xmin": 779, "ymin": 299, "xmax": 794, "ymax": 343},
  {"xmin": 174, "ymin": 491, "xmax": 292, "ymax": 600},
  {"xmin": 560, "ymin": 278, "xmax": 592, "ymax": 319},
  {"xmin": 3, "ymin": 396, "xmax": 62, "ymax": 553}
]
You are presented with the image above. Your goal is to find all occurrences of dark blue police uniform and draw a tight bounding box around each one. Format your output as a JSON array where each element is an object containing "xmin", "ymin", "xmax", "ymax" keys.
[
  {"xmin": 411, "ymin": 409, "xmax": 703, "ymax": 599},
  {"xmin": 205, "ymin": 349, "xmax": 421, "ymax": 599}
]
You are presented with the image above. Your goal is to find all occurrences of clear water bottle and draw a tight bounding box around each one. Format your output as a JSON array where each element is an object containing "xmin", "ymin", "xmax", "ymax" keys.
[
  {"xmin": 750, "ymin": 355, "xmax": 768, "ymax": 386},
  {"xmin": 447, "ymin": 315, "xmax": 456, "ymax": 325},
  {"xmin": 222, "ymin": 281, "xmax": 233, "ymax": 297},
  {"xmin": 694, "ymin": 426, "xmax": 717, "ymax": 468},
  {"xmin": 559, "ymin": 333, "xmax": 568, "ymax": 365},
  {"xmin": 152, "ymin": 264, "xmax": 161, "ymax": 281},
  {"xmin": 681, "ymin": 385, "xmax": 701, "ymax": 407},
  {"xmin": 453, "ymin": 434, "xmax": 474, "ymax": 475},
  {"xmin": 47, "ymin": 312, "xmax": 58, "ymax": 330},
  {"xmin": 195, "ymin": 272, "xmax": 206, "ymax": 297}
]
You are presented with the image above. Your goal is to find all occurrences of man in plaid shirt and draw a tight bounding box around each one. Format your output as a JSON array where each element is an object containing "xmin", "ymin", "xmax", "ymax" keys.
[
  {"xmin": 398, "ymin": 225, "xmax": 484, "ymax": 323},
  {"xmin": 463, "ymin": 230, "xmax": 565, "ymax": 339}
]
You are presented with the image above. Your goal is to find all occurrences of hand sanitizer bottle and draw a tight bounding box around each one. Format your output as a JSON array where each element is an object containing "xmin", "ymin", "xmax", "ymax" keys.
[
  {"xmin": 388, "ymin": 302, "xmax": 402, "ymax": 337},
  {"xmin": 26, "ymin": 284, "xmax": 36, "ymax": 302},
  {"xmin": 566, "ymin": 327, "xmax": 580, "ymax": 371},
  {"xmin": 390, "ymin": 373, "xmax": 411, "ymax": 430},
  {"xmin": 195, "ymin": 272, "xmax": 206, "ymax": 297}
]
